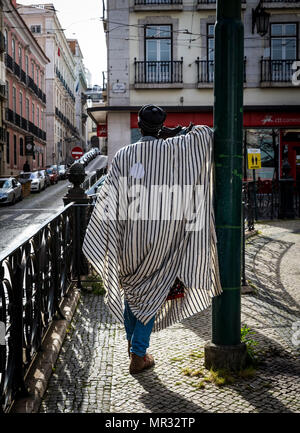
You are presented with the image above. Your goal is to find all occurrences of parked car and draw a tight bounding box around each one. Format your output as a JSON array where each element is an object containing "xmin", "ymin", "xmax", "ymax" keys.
[
  {"xmin": 46, "ymin": 167, "xmax": 59, "ymax": 184},
  {"xmin": 58, "ymin": 165, "xmax": 67, "ymax": 179},
  {"xmin": 19, "ymin": 171, "xmax": 45, "ymax": 192},
  {"xmin": 40, "ymin": 169, "xmax": 51, "ymax": 188},
  {"xmin": 0, "ymin": 177, "xmax": 22, "ymax": 205}
]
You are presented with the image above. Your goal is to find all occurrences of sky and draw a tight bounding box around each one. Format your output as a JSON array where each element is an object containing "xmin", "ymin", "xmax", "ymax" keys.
[{"xmin": 17, "ymin": 0, "xmax": 107, "ymax": 86}]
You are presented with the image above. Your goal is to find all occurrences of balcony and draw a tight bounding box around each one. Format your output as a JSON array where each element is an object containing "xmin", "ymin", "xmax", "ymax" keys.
[
  {"xmin": 134, "ymin": 58, "xmax": 183, "ymax": 88},
  {"xmin": 0, "ymin": 84, "xmax": 6, "ymax": 99},
  {"xmin": 5, "ymin": 108, "xmax": 45, "ymax": 140},
  {"xmin": 262, "ymin": 0, "xmax": 300, "ymax": 9},
  {"xmin": 134, "ymin": 0, "xmax": 183, "ymax": 11},
  {"xmin": 0, "ymin": 32, "xmax": 5, "ymax": 54},
  {"xmin": 196, "ymin": 58, "xmax": 247, "ymax": 86},
  {"xmin": 5, "ymin": 53, "xmax": 13, "ymax": 71},
  {"xmin": 21, "ymin": 69, "xmax": 27, "ymax": 84},
  {"xmin": 0, "ymin": 127, "xmax": 6, "ymax": 143},
  {"xmin": 197, "ymin": 0, "xmax": 246, "ymax": 9},
  {"xmin": 260, "ymin": 58, "xmax": 299, "ymax": 86}
]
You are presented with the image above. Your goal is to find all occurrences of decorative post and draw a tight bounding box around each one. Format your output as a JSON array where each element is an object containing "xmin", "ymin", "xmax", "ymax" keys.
[
  {"xmin": 63, "ymin": 163, "xmax": 90, "ymax": 288},
  {"xmin": 204, "ymin": 0, "xmax": 247, "ymax": 370}
]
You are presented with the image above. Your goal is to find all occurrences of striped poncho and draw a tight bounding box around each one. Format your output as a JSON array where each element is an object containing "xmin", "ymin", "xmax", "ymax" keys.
[{"xmin": 82, "ymin": 125, "xmax": 222, "ymax": 332}]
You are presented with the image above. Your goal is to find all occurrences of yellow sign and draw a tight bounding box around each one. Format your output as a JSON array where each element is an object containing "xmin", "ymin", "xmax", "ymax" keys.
[{"xmin": 247, "ymin": 148, "xmax": 261, "ymax": 169}]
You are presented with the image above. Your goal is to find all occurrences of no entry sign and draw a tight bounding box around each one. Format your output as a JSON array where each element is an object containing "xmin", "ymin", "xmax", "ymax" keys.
[{"xmin": 71, "ymin": 146, "xmax": 83, "ymax": 160}]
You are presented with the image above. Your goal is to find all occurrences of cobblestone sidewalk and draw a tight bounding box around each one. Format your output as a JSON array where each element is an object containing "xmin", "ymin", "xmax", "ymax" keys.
[{"xmin": 39, "ymin": 220, "xmax": 300, "ymax": 413}]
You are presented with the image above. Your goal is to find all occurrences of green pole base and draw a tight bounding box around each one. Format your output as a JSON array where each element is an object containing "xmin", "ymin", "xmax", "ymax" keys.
[{"xmin": 204, "ymin": 342, "xmax": 247, "ymax": 371}]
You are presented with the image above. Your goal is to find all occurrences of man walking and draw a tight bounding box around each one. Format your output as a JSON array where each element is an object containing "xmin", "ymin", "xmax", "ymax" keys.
[
  {"xmin": 83, "ymin": 104, "xmax": 222, "ymax": 374},
  {"xmin": 23, "ymin": 160, "xmax": 30, "ymax": 172}
]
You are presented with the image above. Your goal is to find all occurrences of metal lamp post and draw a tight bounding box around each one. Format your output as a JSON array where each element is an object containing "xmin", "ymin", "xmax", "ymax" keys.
[{"xmin": 204, "ymin": 0, "xmax": 247, "ymax": 371}]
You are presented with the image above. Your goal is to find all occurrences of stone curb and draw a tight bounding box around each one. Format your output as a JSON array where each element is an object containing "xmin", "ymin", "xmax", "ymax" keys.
[{"xmin": 10, "ymin": 287, "xmax": 81, "ymax": 413}]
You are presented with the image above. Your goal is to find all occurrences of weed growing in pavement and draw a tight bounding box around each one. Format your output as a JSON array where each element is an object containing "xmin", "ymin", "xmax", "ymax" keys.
[
  {"xmin": 81, "ymin": 274, "xmax": 106, "ymax": 295},
  {"xmin": 176, "ymin": 342, "xmax": 259, "ymax": 390},
  {"xmin": 241, "ymin": 324, "xmax": 259, "ymax": 364}
]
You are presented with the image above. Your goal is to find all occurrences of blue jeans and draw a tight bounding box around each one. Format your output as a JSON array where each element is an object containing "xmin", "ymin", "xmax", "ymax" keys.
[{"xmin": 124, "ymin": 300, "xmax": 156, "ymax": 357}]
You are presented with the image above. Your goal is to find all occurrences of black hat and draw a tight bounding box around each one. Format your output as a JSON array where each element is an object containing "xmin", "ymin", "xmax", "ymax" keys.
[{"xmin": 138, "ymin": 104, "xmax": 167, "ymax": 133}]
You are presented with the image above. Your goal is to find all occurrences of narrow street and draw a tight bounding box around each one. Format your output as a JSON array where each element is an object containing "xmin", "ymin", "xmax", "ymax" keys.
[{"xmin": 0, "ymin": 155, "xmax": 107, "ymax": 257}]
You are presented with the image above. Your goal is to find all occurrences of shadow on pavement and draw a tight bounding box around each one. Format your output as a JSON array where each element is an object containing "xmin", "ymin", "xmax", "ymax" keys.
[{"xmin": 134, "ymin": 370, "xmax": 208, "ymax": 413}]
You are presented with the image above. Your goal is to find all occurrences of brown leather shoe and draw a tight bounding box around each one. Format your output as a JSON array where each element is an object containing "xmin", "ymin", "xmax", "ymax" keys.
[{"xmin": 129, "ymin": 353, "xmax": 155, "ymax": 374}]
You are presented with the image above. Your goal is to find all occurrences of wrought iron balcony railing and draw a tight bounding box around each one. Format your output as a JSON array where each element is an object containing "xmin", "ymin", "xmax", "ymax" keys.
[
  {"xmin": 196, "ymin": 57, "xmax": 247, "ymax": 83},
  {"xmin": 20, "ymin": 69, "xmax": 27, "ymax": 84},
  {"xmin": 134, "ymin": 58, "xmax": 183, "ymax": 84},
  {"xmin": 265, "ymin": 0, "xmax": 300, "ymax": 3},
  {"xmin": 5, "ymin": 53, "xmax": 13, "ymax": 71},
  {"xmin": 261, "ymin": 58, "xmax": 299, "ymax": 83},
  {"xmin": 198, "ymin": 0, "xmax": 246, "ymax": 3},
  {"xmin": 134, "ymin": 0, "xmax": 182, "ymax": 4}
]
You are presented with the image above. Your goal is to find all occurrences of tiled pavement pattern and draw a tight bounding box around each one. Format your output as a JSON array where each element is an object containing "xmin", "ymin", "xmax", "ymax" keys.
[{"xmin": 39, "ymin": 220, "xmax": 300, "ymax": 413}]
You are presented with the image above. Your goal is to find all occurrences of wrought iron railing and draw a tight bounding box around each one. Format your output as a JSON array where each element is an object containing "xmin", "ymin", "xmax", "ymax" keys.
[
  {"xmin": 0, "ymin": 162, "xmax": 108, "ymax": 412},
  {"xmin": 5, "ymin": 108, "xmax": 46, "ymax": 141},
  {"xmin": 5, "ymin": 53, "xmax": 13, "ymax": 71},
  {"xmin": 196, "ymin": 57, "xmax": 247, "ymax": 83},
  {"xmin": 265, "ymin": 0, "xmax": 300, "ymax": 3},
  {"xmin": 244, "ymin": 179, "xmax": 300, "ymax": 221},
  {"xmin": 261, "ymin": 58, "xmax": 299, "ymax": 83},
  {"xmin": 134, "ymin": 58, "xmax": 183, "ymax": 84},
  {"xmin": 134, "ymin": 0, "xmax": 182, "ymax": 4},
  {"xmin": 198, "ymin": 0, "xmax": 246, "ymax": 3},
  {"xmin": 0, "ymin": 204, "xmax": 75, "ymax": 412}
]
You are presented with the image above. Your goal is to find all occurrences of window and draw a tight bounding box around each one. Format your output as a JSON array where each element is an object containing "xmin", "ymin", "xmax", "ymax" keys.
[
  {"xmin": 20, "ymin": 137, "xmax": 24, "ymax": 156},
  {"xmin": 37, "ymin": 68, "xmax": 39, "ymax": 88},
  {"xmin": 13, "ymin": 135, "xmax": 17, "ymax": 165},
  {"xmin": 18, "ymin": 46, "xmax": 22, "ymax": 68},
  {"xmin": 19, "ymin": 91, "xmax": 23, "ymax": 117},
  {"xmin": 25, "ymin": 55, "xmax": 29, "ymax": 75},
  {"xmin": 5, "ymin": 80, "xmax": 9, "ymax": 107},
  {"xmin": 37, "ymin": 106, "xmax": 40, "ymax": 127},
  {"xmin": 145, "ymin": 25, "xmax": 172, "ymax": 82},
  {"xmin": 26, "ymin": 98, "xmax": 29, "ymax": 120},
  {"xmin": 31, "ymin": 25, "xmax": 41, "ymax": 33},
  {"xmin": 207, "ymin": 24, "xmax": 214, "ymax": 82},
  {"xmin": 271, "ymin": 23, "xmax": 297, "ymax": 60},
  {"xmin": 6, "ymin": 132, "xmax": 9, "ymax": 164},
  {"xmin": 4, "ymin": 30, "xmax": 8, "ymax": 52},
  {"xmin": 32, "ymin": 62, "xmax": 35, "ymax": 81},
  {"xmin": 270, "ymin": 23, "xmax": 297, "ymax": 81},
  {"xmin": 12, "ymin": 38, "xmax": 15, "ymax": 60},
  {"xmin": 32, "ymin": 103, "xmax": 35, "ymax": 123},
  {"xmin": 12, "ymin": 87, "xmax": 16, "ymax": 112}
]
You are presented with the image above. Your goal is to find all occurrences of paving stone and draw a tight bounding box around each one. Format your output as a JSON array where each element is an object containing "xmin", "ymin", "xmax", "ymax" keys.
[{"xmin": 39, "ymin": 220, "xmax": 300, "ymax": 413}]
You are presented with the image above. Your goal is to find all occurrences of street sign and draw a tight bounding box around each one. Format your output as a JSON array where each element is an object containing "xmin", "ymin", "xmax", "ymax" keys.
[
  {"xmin": 247, "ymin": 148, "xmax": 261, "ymax": 169},
  {"xmin": 71, "ymin": 146, "xmax": 83, "ymax": 160},
  {"xmin": 97, "ymin": 125, "xmax": 107, "ymax": 137}
]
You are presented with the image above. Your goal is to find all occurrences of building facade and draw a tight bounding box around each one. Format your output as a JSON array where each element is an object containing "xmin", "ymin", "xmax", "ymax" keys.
[
  {"xmin": 3, "ymin": 0, "xmax": 48, "ymax": 175},
  {"xmin": 67, "ymin": 39, "xmax": 88, "ymax": 153},
  {"xmin": 18, "ymin": 3, "xmax": 79, "ymax": 166},
  {"xmin": 0, "ymin": 1, "xmax": 6, "ymax": 176},
  {"xmin": 91, "ymin": 0, "xmax": 300, "ymax": 185}
]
